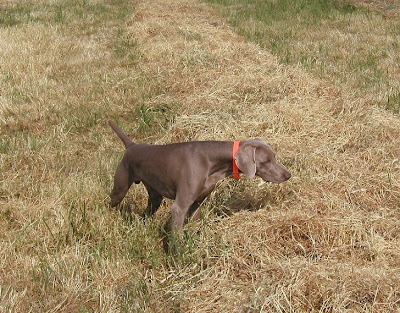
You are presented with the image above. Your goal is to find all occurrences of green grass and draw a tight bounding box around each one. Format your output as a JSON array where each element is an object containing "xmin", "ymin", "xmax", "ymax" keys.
[
  {"xmin": 205, "ymin": 0, "xmax": 400, "ymax": 113},
  {"xmin": 386, "ymin": 91, "xmax": 400, "ymax": 113},
  {"xmin": 135, "ymin": 102, "xmax": 180, "ymax": 134},
  {"xmin": 0, "ymin": 0, "xmax": 124, "ymax": 27},
  {"xmin": 206, "ymin": 0, "xmax": 357, "ymax": 61}
]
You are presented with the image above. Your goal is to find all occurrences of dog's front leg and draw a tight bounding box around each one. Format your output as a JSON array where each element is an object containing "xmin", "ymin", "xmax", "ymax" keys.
[{"xmin": 170, "ymin": 198, "xmax": 192, "ymax": 234}]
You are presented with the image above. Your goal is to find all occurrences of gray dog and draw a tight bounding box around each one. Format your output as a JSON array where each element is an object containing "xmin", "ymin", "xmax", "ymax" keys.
[{"xmin": 108, "ymin": 121, "xmax": 291, "ymax": 232}]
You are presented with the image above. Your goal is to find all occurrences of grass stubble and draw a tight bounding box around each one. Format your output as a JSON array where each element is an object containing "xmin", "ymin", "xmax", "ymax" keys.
[{"xmin": 0, "ymin": 0, "xmax": 399, "ymax": 312}]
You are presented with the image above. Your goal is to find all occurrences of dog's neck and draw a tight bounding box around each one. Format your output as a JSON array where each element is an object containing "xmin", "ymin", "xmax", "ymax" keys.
[
  {"xmin": 207, "ymin": 141, "xmax": 241, "ymax": 180},
  {"xmin": 232, "ymin": 140, "xmax": 240, "ymax": 179}
]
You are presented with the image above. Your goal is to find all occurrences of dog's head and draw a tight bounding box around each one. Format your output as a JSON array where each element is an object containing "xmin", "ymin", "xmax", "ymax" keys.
[{"xmin": 234, "ymin": 139, "xmax": 291, "ymax": 183}]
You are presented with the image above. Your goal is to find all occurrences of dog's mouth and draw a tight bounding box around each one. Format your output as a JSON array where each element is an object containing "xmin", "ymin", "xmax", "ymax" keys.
[
  {"xmin": 274, "ymin": 172, "xmax": 291, "ymax": 183},
  {"xmin": 260, "ymin": 170, "xmax": 291, "ymax": 183}
]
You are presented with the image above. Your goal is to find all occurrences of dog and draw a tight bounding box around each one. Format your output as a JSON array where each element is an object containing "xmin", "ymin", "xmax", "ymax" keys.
[{"xmin": 108, "ymin": 121, "xmax": 291, "ymax": 232}]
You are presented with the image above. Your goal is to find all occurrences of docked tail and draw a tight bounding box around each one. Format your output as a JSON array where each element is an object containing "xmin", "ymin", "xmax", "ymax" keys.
[{"xmin": 108, "ymin": 120, "xmax": 133, "ymax": 148}]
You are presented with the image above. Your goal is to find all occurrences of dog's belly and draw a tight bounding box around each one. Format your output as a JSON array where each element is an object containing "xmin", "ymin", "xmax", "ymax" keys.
[{"xmin": 142, "ymin": 179, "xmax": 177, "ymax": 200}]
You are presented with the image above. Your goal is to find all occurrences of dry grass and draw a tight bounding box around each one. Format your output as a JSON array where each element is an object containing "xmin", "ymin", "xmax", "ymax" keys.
[{"xmin": 1, "ymin": 0, "xmax": 399, "ymax": 312}]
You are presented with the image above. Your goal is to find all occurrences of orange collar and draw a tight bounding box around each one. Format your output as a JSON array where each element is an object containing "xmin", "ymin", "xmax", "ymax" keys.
[{"xmin": 232, "ymin": 140, "xmax": 240, "ymax": 179}]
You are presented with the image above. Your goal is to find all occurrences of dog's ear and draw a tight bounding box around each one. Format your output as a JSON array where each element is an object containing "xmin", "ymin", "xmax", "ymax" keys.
[{"xmin": 234, "ymin": 145, "xmax": 257, "ymax": 178}]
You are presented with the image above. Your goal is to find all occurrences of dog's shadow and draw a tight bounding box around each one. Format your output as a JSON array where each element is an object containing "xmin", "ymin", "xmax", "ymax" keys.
[{"xmin": 210, "ymin": 184, "xmax": 283, "ymax": 218}]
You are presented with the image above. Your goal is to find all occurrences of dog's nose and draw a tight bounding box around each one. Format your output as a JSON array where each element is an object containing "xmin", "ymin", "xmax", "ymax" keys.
[{"xmin": 283, "ymin": 170, "xmax": 291, "ymax": 181}]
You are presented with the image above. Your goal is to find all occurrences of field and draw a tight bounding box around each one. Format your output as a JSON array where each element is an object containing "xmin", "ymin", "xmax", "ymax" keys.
[{"xmin": 0, "ymin": 0, "xmax": 399, "ymax": 312}]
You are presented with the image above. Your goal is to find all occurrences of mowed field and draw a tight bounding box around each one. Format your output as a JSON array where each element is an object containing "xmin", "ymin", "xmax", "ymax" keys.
[{"xmin": 1, "ymin": 0, "xmax": 399, "ymax": 312}]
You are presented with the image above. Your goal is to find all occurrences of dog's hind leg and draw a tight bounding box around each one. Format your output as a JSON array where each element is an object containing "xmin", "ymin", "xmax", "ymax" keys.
[
  {"xmin": 143, "ymin": 184, "xmax": 163, "ymax": 216},
  {"xmin": 110, "ymin": 160, "xmax": 133, "ymax": 207}
]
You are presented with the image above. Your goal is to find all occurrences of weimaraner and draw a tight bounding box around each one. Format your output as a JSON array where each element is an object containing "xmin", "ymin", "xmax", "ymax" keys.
[{"xmin": 108, "ymin": 121, "xmax": 291, "ymax": 232}]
